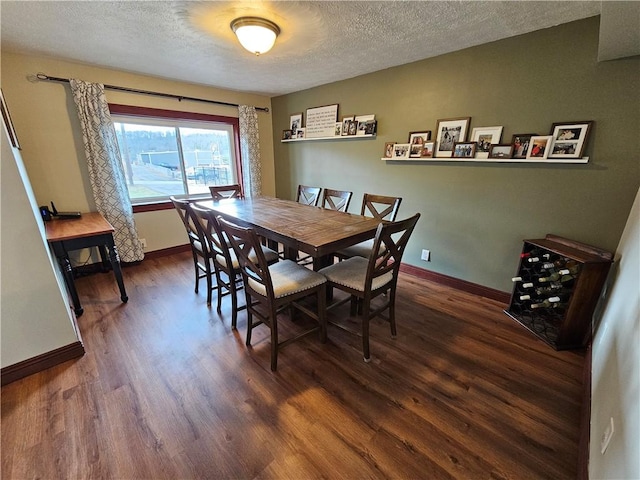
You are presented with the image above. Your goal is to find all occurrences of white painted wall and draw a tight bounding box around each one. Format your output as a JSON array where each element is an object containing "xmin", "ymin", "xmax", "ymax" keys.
[
  {"xmin": 590, "ymin": 187, "xmax": 640, "ymax": 479},
  {"xmin": 1, "ymin": 115, "xmax": 79, "ymax": 368}
]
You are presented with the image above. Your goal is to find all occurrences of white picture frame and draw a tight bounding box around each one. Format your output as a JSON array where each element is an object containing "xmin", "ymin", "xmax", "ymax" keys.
[
  {"xmin": 392, "ymin": 143, "xmax": 411, "ymax": 160},
  {"xmin": 471, "ymin": 126, "xmax": 503, "ymax": 159},
  {"xmin": 526, "ymin": 135, "xmax": 553, "ymax": 160}
]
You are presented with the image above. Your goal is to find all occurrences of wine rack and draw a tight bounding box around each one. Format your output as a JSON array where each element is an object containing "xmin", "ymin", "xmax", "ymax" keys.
[{"xmin": 505, "ymin": 234, "xmax": 613, "ymax": 350}]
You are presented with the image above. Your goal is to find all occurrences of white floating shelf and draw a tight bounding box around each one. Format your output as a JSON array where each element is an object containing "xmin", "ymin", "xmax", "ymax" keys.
[
  {"xmin": 381, "ymin": 156, "xmax": 589, "ymax": 164},
  {"xmin": 282, "ymin": 134, "xmax": 376, "ymax": 143}
]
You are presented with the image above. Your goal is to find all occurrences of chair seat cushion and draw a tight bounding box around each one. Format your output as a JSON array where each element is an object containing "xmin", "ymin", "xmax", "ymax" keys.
[
  {"xmin": 336, "ymin": 239, "xmax": 378, "ymax": 259},
  {"xmin": 248, "ymin": 259, "xmax": 326, "ymax": 298},
  {"xmin": 319, "ymin": 256, "xmax": 392, "ymax": 292},
  {"xmin": 217, "ymin": 245, "xmax": 279, "ymax": 270}
]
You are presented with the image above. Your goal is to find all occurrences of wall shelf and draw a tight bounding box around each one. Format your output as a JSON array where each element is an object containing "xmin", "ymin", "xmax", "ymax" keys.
[
  {"xmin": 282, "ymin": 134, "xmax": 376, "ymax": 143},
  {"xmin": 381, "ymin": 156, "xmax": 589, "ymax": 164}
]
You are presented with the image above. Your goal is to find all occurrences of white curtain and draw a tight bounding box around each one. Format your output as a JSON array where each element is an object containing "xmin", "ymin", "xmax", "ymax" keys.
[
  {"xmin": 69, "ymin": 79, "xmax": 144, "ymax": 263},
  {"xmin": 238, "ymin": 105, "xmax": 262, "ymax": 198}
]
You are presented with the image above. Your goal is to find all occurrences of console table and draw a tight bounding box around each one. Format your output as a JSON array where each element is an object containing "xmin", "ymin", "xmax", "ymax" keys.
[{"xmin": 45, "ymin": 212, "xmax": 128, "ymax": 316}]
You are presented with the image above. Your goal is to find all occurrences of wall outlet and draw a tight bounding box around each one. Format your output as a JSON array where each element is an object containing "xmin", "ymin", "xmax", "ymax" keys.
[
  {"xmin": 600, "ymin": 417, "xmax": 615, "ymax": 454},
  {"xmin": 139, "ymin": 238, "xmax": 147, "ymax": 250},
  {"xmin": 421, "ymin": 249, "xmax": 431, "ymax": 261}
]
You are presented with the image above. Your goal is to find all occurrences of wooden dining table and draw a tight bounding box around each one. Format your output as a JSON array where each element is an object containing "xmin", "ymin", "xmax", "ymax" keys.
[{"xmin": 196, "ymin": 196, "xmax": 382, "ymax": 269}]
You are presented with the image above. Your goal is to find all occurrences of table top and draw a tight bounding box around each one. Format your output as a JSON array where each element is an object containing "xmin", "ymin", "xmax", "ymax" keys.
[
  {"xmin": 45, "ymin": 212, "xmax": 114, "ymax": 242},
  {"xmin": 197, "ymin": 196, "xmax": 382, "ymax": 257}
]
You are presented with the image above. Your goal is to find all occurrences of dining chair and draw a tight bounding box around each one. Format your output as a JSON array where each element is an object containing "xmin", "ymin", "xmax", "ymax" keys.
[
  {"xmin": 171, "ymin": 196, "xmax": 215, "ymax": 306},
  {"xmin": 319, "ymin": 213, "xmax": 420, "ymax": 362},
  {"xmin": 218, "ymin": 216, "xmax": 327, "ymax": 371},
  {"xmin": 321, "ymin": 188, "xmax": 353, "ymax": 212},
  {"xmin": 190, "ymin": 205, "xmax": 279, "ymax": 328},
  {"xmin": 209, "ymin": 184, "xmax": 243, "ymax": 200},
  {"xmin": 296, "ymin": 185, "xmax": 322, "ymax": 206},
  {"xmin": 335, "ymin": 193, "xmax": 403, "ymax": 260}
]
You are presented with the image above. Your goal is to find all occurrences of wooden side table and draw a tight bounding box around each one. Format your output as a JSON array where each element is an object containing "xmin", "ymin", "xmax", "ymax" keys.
[{"xmin": 45, "ymin": 212, "xmax": 128, "ymax": 316}]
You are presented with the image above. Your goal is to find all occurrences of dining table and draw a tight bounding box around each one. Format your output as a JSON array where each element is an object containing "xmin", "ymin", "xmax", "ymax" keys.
[{"xmin": 196, "ymin": 196, "xmax": 382, "ymax": 270}]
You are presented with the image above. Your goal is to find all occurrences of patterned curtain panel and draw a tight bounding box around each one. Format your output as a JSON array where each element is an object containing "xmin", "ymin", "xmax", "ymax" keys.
[
  {"xmin": 69, "ymin": 79, "xmax": 144, "ymax": 263},
  {"xmin": 238, "ymin": 105, "xmax": 262, "ymax": 198}
]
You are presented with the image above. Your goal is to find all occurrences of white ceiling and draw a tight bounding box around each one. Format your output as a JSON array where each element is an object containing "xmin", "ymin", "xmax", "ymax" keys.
[{"xmin": 1, "ymin": 1, "xmax": 602, "ymax": 97}]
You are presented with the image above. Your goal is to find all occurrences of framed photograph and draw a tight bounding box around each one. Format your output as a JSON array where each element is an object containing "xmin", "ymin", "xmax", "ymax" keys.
[
  {"xmin": 355, "ymin": 114, "xmax": 375, "ymax": 135},
  {"xmin": 363, "ymin": 120, "xmax": 377, "ymax": 135},
  {"xmin": 408, "ymin": 131, "xmax": 432, "ymax": 158},
  {"xmin": 306, "ymin": 104, "xmax": 338, "ymax": 138},
  {"xmin": 282, "ymin": 129, "xmax": 293, "ymax": 140},
  {"xmin": 392, "ymin": 143, "xmax": 411, "ymax": 160},
  {"xmin": 420, "ymin": 141, "xmax": 435, "ymax": 158},
  {"xmin": 488, "ymin": 144, "xmax": 514, "ymax": 159},
  {"xmin": 289, "ymin": 113, "xmax": 303, "ymax": 135},
  {"xmin": 295, "ymin": 128, "xmax": 305, "ymax": 139},
  {"xmin": 0, "ymin": 89, "xmax": 20, "ymax": 149},
  {"xmin": 548, "ymin": 121, "xmax": 593, "ymax": 158},
  {"xmin": 452, "ymin": 141, "xmax": 477, "ymax": 158},
  {"xmin": 383, "ymin": 142, "xmax": 395, "ymax": 159},
  {"xmin": 341, "ymin": 116, "xmax": 354, "ymax": 136},
  {"xmin": 511, "ymin": 133, "xmax": 537, "ymax": 159},
  {"xmin": 334, "ymin": 122, "xmax": 342, "ymax": 136},
  {"xmin": 435, "ymin": 117, "xmax": 471, "ymax": 157},
  {"xmin": 526, "ymin": 135, "xmax": 553, "ymax": 159},
  {"xmin": 471, "ymin": 126, "xmax": 503, "ymax": 159}
]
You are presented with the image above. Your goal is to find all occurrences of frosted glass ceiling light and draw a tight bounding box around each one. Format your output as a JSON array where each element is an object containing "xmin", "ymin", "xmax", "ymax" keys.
[{"xmin": 230, "ymin": 17, "xmax": 280, "ymax": 56}]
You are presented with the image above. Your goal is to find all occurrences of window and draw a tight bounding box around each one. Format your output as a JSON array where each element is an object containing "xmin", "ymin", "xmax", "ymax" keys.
[{"xmin": 110, "ymin": 104, "xmax": 241, "ymax": 206}]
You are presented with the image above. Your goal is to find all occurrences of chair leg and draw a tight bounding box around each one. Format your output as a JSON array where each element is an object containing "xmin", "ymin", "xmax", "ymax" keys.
[
  {"xmin": 245, "ymin": 307, "xmax": 253, "ymax": 347},
  {"xmin": 318, "ymin": 285, "xmax": 327, "ymax": 343},
  {"xmin": 230, "ymin": 274, "xmax": 239, "ymax": 330},
  {"xmin": 206, "ymin": 267, "xmax": 213, "ymax": 307},
  {"xmin": 389, "ymin": 288, "xmax": 397, "ymax": 338},
  {"xmin": 362, "ymin": 299, "xmax": 371, "ymax": 362},
  {"xmin": 216, "ymin": 274, "xmax": 223, "ymax": 313},
  {"xmin": 270, "ymin": 311, "xmax": 279, "ymax": 371}
]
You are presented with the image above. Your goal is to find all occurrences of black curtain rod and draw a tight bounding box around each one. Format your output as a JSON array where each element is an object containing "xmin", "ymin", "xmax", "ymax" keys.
[{"xmin": 35, "ymin": 73, "xmax": 270, "ymax": 113}]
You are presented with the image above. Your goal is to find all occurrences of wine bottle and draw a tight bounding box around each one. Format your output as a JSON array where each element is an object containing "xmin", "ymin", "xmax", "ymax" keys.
[
  {"xmin": 519, "ymin": 294, "xmax": 531, "ymax": 301},
  {"xmin": 538, "ymin": 272, "xmax": 573, "ymax": 283},
  {"xmin": 511, "ymin": 276, "xmax": 523, "ymax": 282},
  {"xmin": 530, "ymin": 297, "xmax": 563, "ymax": 309},
  {"xmin": 521, "ymin": 282, "xmax": 534, "ymax": 288},
  {"xmin": 535, "ymin": 284, "xmax": 562, "ymax": 295}
]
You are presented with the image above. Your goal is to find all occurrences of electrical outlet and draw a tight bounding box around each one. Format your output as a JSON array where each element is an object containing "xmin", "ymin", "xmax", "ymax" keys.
[
  {"xmin": 421, "ymin": 249, "xmax": 431, "ymax": 261},
  {"xmin": 600, "ymin": 417, "xmax": 615, "ymax": 454},
  {"xmin": 139, "ymin": 238, "xmax": 147, "ymax": 250}
]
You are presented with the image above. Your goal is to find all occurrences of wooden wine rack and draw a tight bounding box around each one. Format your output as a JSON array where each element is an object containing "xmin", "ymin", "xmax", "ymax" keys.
[{"xmin": 505, "ymin": 234, "xmax": 613, "ymax": 350}]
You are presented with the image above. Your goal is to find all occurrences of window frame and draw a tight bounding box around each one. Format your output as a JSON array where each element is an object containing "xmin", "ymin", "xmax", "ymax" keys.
[{"xmin": 109, "ymin": 104, "xmax": 242, "ymax": 213}]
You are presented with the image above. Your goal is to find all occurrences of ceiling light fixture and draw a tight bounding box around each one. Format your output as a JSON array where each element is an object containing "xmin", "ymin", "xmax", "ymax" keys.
[{"xmin": 230, "ymin": 17, "xmax": 280, "ymax": 56}]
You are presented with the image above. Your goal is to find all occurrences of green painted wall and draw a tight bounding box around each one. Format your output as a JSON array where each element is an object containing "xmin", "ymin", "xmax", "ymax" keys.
[{"xmin": 271, "ymin": 17, "xmax": 640, "ymax": 293}]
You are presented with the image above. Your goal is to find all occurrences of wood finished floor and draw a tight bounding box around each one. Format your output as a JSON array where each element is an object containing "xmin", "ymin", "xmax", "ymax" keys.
[{"xmin": 1, "ymin": 252, "xmax": 585, "ymax": 479}]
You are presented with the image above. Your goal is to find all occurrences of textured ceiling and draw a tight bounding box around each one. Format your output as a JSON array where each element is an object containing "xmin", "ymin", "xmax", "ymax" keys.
[{"xmin": 1, "ymin": 1, "xmax": 602, "ymax": 97}]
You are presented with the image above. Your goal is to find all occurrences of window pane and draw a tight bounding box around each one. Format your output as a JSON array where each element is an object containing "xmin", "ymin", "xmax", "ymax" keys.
[
  {"xmin": 114, "ymin": 122, "xmax": 186, "ymax": 200},
  {"xmin": 179, "ymin": 127, "xmax": 237, "ymax": 195}
]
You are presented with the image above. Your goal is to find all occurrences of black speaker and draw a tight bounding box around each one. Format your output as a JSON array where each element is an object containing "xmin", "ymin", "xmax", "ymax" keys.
[{"xmin": 39, "ymin": 205, "xmax": 52, "ymax": 221}]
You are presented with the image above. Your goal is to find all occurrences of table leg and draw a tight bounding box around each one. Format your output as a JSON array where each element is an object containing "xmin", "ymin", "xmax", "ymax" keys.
[
  {"xmin": 98, "ymin": 245, "xmax": 110, "ymax": 272},
  {"xmin": 57, "ymin": 253, "xmax": 84, "ymax": 316},
  {"xmin": 106, "ymin": 237, "xmax": 129, "ymax": 303}
]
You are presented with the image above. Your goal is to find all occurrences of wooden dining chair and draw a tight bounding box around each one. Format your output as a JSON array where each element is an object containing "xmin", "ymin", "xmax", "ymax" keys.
[
  {"xmin": 218, "ymin": 216, "xmax": 327, "ymax": 371},
  {"xmin": 209, "ymin": 184, "xmax": 243, "ymax": 200},
  {"xmin": 319, "ymin": 213, "xmax": 420, "ymax": 362},
  {"xmin": 190, "ymin": 205, "xmax": 279, "ymax": 328},
  {"xmin": 321, "ymin": 188, "xmax": 353, "ymax": 212},
  {"xmin": 171, "ymin": 196, "xmax": 215, "ymax": 306},
  {"xmin": 296, "ymin": 185, "xmax": 322, "ymax": 206},
  {"xmin": 335, "ymin": 193, "xmax": 403, "ymax": 260}
]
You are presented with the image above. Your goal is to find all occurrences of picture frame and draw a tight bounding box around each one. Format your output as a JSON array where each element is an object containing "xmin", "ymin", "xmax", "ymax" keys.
[
  {"xmin": 435, "ymin": 117, "xmax": 471, "ymax": 157},
  {"xmin": 488, "ymin": 144, "xmax": 514, "ymax": 159},
  {"xmin": 383, "ymin": 142, "xmax": 395, "ymax": 159},
  {"xmin": 392, "ymin": 143, "xmax": 411, "ymax": 160},
  {"xmin": 511, "ymin": 133, "xmax": 537, "ymax": 159},
  {"xmin": 282, "ymin": 129, "xmax": 293, "ymax": 140},
  {"xmin": 0, "ymin": 89, "xmax": 20, "ymax": 149},
  {"xmin": 548, "ymin": 121, "xmax": 593, "ymax": 158},
  {"xmin": 452, "ymin": 141, "xmax": 477, "ymax": 158},
  {"xmin": 341, "ymin": 116, "xmax": 354, "ymax": 136},
  {"xmin": 526, "ymin": 135, "xmax": 553, "ymax": 159},
  {"xmin": 363, "ymin": 120, "xmax": 377, "ymax": 135},
  {"xmin": 471, "ymin": 126, "xmax": 503, "ymax": 159},
  {"xmin": 295, "ymin": 128, "xmax": 305, "ymax": 139},
  {"xmin": 420, "ymin": 141, "xmax": 435, "ymax": 158},
  {"xmin": 355, "ymin": 114, "xmax": 375, "ymax": 135},
  {"xmin": 408, "ymin": 131, "xmax": 432, "ymax": 158},
  {"xmin": 306, "ymin": 104, "xmax": 339, "ymax": 138},
  {"xmin": 289, "ymin": 113, "xmax": 303, "ymax": 135},
  {"xmin": 334, "ymin": 122, "xmax": 342, "ymax": 137}
]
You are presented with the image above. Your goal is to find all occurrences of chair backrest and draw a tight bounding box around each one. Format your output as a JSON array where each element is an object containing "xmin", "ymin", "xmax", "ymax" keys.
[
  {"xmin": 296, "ymin": 185, "xmax": 322, "ymax": 206},
  {"xmin": 321, "ymin": 188, "xmax": 353, "ymax": 212},
  {"xmin": 217, "ymin": 216, "xmax": 275, "ymax": 300},
  {"xmin": 209, "ymin": 184, "xmax": 243, "ymax": 200},
  {"xmin": 360, "ymin": 193, "xmax": 402, "ymax": 221},
  {"xmin": 171, "ymin": 196, "xmax": 205, "ymax": 248},
  {"xmin": 366, "ymin": 213, "xmax": 420, "ymax": 289},
  {"xmin": 190, "ymin": 204, "xmax": 229, "ymax": 263}
]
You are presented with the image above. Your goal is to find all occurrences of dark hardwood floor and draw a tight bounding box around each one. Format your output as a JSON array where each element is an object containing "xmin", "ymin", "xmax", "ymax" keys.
[{"xmin": 1, "ymin": 252, "xmax": 585, "ymax": 479}]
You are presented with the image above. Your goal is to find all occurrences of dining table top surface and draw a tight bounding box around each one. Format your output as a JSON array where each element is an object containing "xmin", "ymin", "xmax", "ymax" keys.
[{"xmin": 196, "ymin": 196, "xmax": 382, "ymax": 257}]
